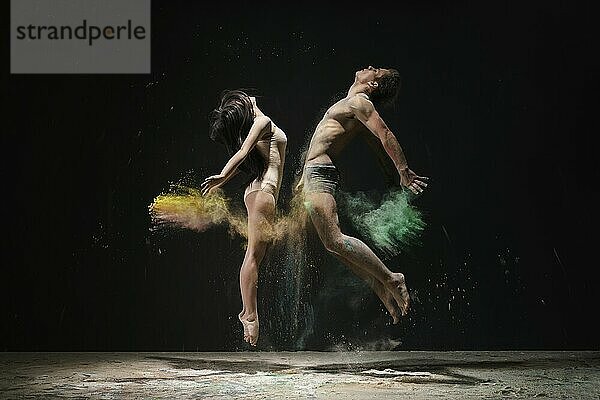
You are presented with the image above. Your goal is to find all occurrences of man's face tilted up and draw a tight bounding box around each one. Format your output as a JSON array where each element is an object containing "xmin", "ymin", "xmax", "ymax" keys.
[{"xmin": 354, "ymin": 65, "xmax": 392, "ymax": 85}]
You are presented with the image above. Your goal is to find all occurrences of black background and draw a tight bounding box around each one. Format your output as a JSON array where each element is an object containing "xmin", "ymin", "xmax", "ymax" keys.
[{"xmin": 4, "ymin": 0, "xmax": 599, "ymax": 351}]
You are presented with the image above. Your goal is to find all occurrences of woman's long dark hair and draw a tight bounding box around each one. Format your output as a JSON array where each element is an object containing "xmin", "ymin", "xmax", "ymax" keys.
[{"xmin": 209, "ymin": 89, "xmax": 265, "ymax": 186}]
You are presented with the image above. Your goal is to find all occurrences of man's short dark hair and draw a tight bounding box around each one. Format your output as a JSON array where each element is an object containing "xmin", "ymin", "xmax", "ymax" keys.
[{"xmin": 371, "ymin": 69, "xmax": 402, "ymax": 108}]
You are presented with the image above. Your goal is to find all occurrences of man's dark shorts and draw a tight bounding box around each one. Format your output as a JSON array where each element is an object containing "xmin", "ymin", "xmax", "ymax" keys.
[{"xmin": 302, "ymin": 163, "xmax": 339, "ymax": 195}]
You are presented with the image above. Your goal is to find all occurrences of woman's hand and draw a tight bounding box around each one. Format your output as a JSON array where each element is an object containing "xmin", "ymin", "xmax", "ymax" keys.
[
  {"xmin": 293, "ymin": 178, "xmax": 304, "ymax": 195},
  {"xmin": 201, "ymin": 174, "xmax": 227, "ymax": 196},
  {"xmin": 399, "ymin": 168, "xmax": 429, "ymax": 195}
]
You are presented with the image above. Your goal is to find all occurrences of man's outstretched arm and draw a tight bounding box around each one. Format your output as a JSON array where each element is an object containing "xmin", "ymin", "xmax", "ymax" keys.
[
  {"xmin": 361, "ymin": 132, "xmax": 401, "ymax": 188},
  {"xmin": 349, "ymin": 95, "xmax": 428, "ymax": 194}
]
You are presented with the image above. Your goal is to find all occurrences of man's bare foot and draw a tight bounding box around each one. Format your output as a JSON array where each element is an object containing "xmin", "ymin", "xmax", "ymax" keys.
[
  {"xmin": 372, "ymin": 280, "xmax": 402, "ymax": 324},
  {"xmin": 238, "ymin": 313, "xmax": 259, "ymax": 346},
  {"xmin": 385, "ymin": 272, "xmax": 410, "ymax": 316}
]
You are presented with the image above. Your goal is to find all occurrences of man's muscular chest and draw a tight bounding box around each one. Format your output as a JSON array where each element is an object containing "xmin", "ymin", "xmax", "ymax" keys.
[{"xmin": 324, "ymin": 99, "xmax": 362, "ymax": 130}]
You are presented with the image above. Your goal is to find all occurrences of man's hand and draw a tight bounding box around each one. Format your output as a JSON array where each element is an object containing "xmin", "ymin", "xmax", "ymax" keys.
[
  {"xmin": 200, "ymin": 174, "xmax": 227, "ymax": 196},
  {"xmin": 399, "ymin": 168, "xmax": 429, "ymax": 195}
]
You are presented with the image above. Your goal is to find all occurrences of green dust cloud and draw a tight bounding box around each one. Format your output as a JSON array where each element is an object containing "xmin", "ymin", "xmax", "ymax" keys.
[{"xmin": 338, "ymin": 189, "xmax": 426, "ymax": 258}]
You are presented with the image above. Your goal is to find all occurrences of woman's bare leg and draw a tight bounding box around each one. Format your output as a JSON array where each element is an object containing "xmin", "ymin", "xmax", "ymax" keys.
[
  {"xmin": 305, "ymin": 192, "xmax": 410, "ymax": 315},
  {"xmin": 238, "ymin": 190, "xmax": 275, "ymax": 346}
]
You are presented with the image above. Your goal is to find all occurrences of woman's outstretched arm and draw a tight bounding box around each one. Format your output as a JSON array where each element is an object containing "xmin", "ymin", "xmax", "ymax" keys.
[{"xmin": 201, "ymin": 116, "xmax": 271, "ymax": 195}]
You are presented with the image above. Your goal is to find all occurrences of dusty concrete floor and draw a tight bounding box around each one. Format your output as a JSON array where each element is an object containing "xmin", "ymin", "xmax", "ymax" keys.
[{"xmin": 1, "ymin": 351, "xmax": 599, "ymax": 399}]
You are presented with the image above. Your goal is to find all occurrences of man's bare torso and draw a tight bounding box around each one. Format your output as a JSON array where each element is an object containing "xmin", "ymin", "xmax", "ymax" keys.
[{"xmin": 304, "ymin": 95, "xmax": 367, "ymax": 165}]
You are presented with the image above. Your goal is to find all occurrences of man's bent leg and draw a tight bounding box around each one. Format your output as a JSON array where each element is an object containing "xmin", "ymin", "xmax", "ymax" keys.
[
  {"xmin": 305, "ymin": 191, "xmax": 410, "ymax": 315},
  {"xmin": 331, "ymin": 251, "xmax": 402, "ymax": 324}
]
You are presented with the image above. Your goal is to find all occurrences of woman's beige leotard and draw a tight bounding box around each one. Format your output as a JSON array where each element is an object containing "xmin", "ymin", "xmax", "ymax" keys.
[{"xmin": 243, "ymin": 121, "xmax": 287, "ymax": 204}]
